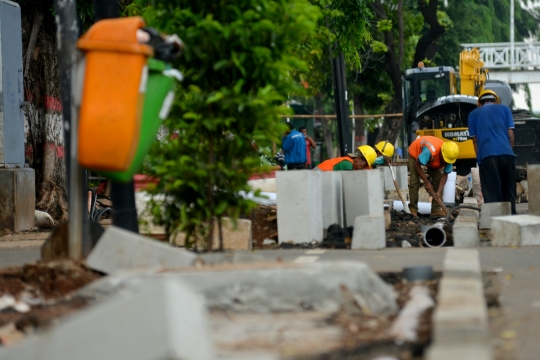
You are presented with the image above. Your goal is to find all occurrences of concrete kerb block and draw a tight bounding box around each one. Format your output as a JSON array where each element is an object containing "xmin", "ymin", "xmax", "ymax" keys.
[
  {"xmin": 320, "ymin": 172, "xmax": 343, "ymax": 228},
  {"xmin": 342, "ymin": 169, "xmax": 384, "ymax": 227},
  {"xmin": 452, "ymin": 218, "xmax": 480, "ymax": 248},
  {"xmin": 426, "ymin": 249, "xmax": 492, "ymax": 360},
  {"xmin": 277, "ymin": 171, "xmax": 323, "ymax": 244},
  {"xmin": 528, "ymin": 164, "xmax": 540, "ymax": 215},
  {"xmin": 0, "ymin": 278, "xmax": 215, "ymax": 360},
  {"xmin": 479, "ymin": 202, "xmax": 511, "ymax": 229},
  {"xmin": 86, "ymin": 226, "xmax": 197, "ymax": 274},
  {"xmin": 351, "ymin": 215, "xmax": 386, "ymax": 250},
  {"xmin": 381, "ymin": 166, "xmax": 407, "ymax": 192},
  {"xmin": 491, "ymin": 214, "xmax": 540, "ymax": 247}
]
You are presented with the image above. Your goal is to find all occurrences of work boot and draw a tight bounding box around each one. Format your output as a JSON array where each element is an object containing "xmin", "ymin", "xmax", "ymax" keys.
[
  {"xmin": 430, "ymin": 209, "xmax": 446, "ymax": 219},
  {"xmin": 410, "ymin": 209, "xmax": 418, "ymax": 217}
]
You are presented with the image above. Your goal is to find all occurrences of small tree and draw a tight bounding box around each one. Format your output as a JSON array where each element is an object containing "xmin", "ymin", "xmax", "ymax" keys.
[{"xmin": 128, "ymin": 0, "xmax": 322, "ymax": 248}]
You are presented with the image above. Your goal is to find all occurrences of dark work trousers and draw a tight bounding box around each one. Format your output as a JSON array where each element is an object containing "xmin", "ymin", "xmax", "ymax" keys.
[
  {"xmin": 479, "ymin": 155, "xmax": 517, "ymax": 214},
  {"xmin": 287, "ymin": 162, "xmax": 307, "ymax": 170}
]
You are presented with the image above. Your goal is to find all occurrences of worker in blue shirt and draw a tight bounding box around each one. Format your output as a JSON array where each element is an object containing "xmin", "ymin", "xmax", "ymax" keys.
[
  {"xmin": 282, "ymin": 123, "xmax": 307, "ymax": 170},
  {"xmin": 373, "ymin": 140, "xmax": 395, "ymax": 166},
  {"xmin": 468, "ymin": 90, "xmax": 516, "ymax": 214}
]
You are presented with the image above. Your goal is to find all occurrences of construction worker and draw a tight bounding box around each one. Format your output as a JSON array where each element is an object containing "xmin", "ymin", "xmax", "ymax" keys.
[
  {"xmin": 408, "ymin": 136, "xmax": 459, "ymax": 218},
  {"xmin": 282, "ymin": 123, "xmax": 307, "ymax": 170},
  {"xmin": 469, "ymin": 90, "xmax": 517, "ymax": 214},
  {"xmin": 316, "ymin": 145, "xmax": 377, "ymax": 171},
  {"xmin": 373, "ymin": 140, "xmax": 395, "ymax": 166}
]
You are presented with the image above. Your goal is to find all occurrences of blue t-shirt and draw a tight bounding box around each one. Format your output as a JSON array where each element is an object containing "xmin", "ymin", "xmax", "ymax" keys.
[
  {"xmin": 418, "ymin": 147, "xmax": 452, "ymax": 173},
  {"xmin": 282, "ymin": 130, "xmax": 307, "ymax": 164},
  {"xmin": 468, "ymin": 104, "xmax": 515, "ymax": 165}
]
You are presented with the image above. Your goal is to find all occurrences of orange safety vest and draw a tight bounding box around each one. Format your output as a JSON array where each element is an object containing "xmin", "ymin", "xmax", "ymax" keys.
[
  {"xmin": 408, "ymin": 136, "xmax": 444, "ymax": 169},
  {"xmin": 316, "ymin": 157, "xmax": 354, "ymax": 171}
]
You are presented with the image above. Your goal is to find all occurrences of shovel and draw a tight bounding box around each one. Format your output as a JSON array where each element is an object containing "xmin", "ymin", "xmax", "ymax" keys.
[
  {"xmin": 388, "ymin": 163, "xmax": 410, "ymax": 214},
  {"xmin": 426, "ymin": 187, "xmax": 454, "ymax": 220}
]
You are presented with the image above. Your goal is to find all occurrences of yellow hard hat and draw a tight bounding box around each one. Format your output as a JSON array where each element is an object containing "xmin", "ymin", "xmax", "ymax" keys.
[
  {"xmin": 358, "ymin": 145, "xmax": 377, "ymax": 166},
  {"xmin": 441, "ymin": 141, "xmax": 459, "ymax": 164},
  {"xmin": 375, "ymin": 141, "xmax": 395, "ymax": 158},
  {"xmin": 477, "ymin": 90, "xmax": 500, "ymax": 107}
]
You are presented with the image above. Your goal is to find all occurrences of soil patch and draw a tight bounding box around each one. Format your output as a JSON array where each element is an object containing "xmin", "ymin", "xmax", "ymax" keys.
[
  {"xmin": 251, "ymin": 205, "xmax": 277, "ymax": 247},
  {"xmin": 0, "ymin": 261, "xmax": 101, "ymax": 339},
  {"xmin": 386, "ymin": 211, "xmax": 453, "ymax": 248}
]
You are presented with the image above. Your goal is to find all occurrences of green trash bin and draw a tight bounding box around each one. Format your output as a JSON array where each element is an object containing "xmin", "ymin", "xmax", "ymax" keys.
[{"xmin": 99, "ymin": 58, "xmax": 181, "ymax": 182}]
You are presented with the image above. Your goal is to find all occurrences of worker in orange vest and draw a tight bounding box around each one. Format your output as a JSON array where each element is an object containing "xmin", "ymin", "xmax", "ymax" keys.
[
  {"xmin": 408, "ymin": 136, "xmax": 459, "ymax": 218},
  {"xmin": 316, "ymin": 145, "xmax": 377, "ymax": 171}
]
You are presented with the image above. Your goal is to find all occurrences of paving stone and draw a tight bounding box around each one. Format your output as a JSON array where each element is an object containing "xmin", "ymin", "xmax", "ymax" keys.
[
  {"xmin": 528, "ymin": 165, "xmax": 540, "ymax": 215},
  {"xmin": 0, "ymin": 279, "xmax": 214, "ymax": 360},
  {"xmin": 453, "ymin": 218, "xmax": 480, "ymax": 248},
  {"xmin": 321, "ymin": 172, "xmax": 343, "ymax": 228},
  {"xmin": 87, "ymin": 226, "xmax": 197, "ymax": 274},
  {"xmin": 426, "ymin": 249, "xmax": 492, "ymax": 360},
  {"xmin": 342, "ymin": 170, "xmax": 384, "ymax": 227},
  {"xmin": 277, "ymin": 171, "xmax": 323, "ymax": 244},
  {"xmin": 463, "ymin": 197, "xmax": 479, "ymax": 206},
  {"xmin": 479, "ymin": 202, "xmax": 511, "ymax": 229},
  {"xmin": 351, "ymin": 215, "xmax": 386, "ymax": 250},
  {"xmin": 491, "ymin": 214, "xmax": 540, "ymax": 247}
]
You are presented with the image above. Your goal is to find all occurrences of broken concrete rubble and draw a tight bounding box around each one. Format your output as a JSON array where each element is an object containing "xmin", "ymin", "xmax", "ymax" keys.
[{"xmin": 86, "ymin": 226, "xmax": 197, "ymax": 274}]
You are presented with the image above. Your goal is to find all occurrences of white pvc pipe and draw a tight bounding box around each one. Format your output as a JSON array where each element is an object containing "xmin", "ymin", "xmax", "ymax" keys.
[{"xmin": 443, "ymin": 172, "xmax": 457, "ymax": 203}]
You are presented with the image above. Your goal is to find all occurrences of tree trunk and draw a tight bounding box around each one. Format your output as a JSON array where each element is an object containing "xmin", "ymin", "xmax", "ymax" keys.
[
  {"xmin": 353, "ymin": 94, "xmax": 365, "ymax": 147},
  {"xmin": 372, "ymin": 0, "xmax": 403, "ymax": 145},
  {"xmin": 412, "ymin": 0, "xmax": 446, "ymax": 67},
  {"xmin": 315, "ymin": 93, "xmax": 334, "ymax": 159},
  {"xmin": 20, "ymin": 2, "xmax": 67, "ymax": 221}
]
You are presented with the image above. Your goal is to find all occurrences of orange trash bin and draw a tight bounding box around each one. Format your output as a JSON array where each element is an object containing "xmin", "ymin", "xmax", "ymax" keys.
[{"xmin": 77, "ymin": 17, "xmax": 153, "ymax": 172}]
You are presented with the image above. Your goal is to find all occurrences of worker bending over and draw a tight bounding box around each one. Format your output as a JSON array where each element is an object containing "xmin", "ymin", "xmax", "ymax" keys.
[
  {"xmin": 408, "ymin": 136, "xmax": 459, "ymax": 218},
  {"xmin": 373, "ymin": 140, "xmax": 395, "ymax": 166},
  {"xmin": 316, "ymin": 145, "xmax": 377, "ymax": 171}
]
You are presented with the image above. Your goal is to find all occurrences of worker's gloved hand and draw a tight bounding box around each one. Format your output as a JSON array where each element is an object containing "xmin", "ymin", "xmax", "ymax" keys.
[
  {"xmin": 424, "ymin": 182, "xmax": 434, "ymax": 194},
  {"xmin": 383, "ymin": 156, "xmax": 392, "ymax": 165}
]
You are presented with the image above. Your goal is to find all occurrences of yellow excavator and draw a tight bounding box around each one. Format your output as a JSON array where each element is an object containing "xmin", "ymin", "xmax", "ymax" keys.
[{"xmin": 402, "ymin": 48, "xmax": 539, "ymax": 175}]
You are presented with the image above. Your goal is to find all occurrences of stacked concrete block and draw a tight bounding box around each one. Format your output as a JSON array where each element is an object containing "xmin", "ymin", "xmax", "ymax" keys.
[
  {"xmin": 0, "ymin": 279, "xmax": 215, "ymax": 360},
  {"xmin": 87, "ymin": 226, "xmax": 197, "ymax": 274},
  {"xmin": 351, "ymin": 215, "xmax": 386, "ymax": 250},
  {"xmin": 426, "ymin": 249, "xmax": 492, "ymax": 360},
  {"xmin": 528, "ymin": 165, "xmax": 540, "ymax": 215},
  {"xmin": 321, "ymin": 172, "xmax": 344, "ymax": 228},
  {"xmin": 492, "ymin": 215, "xmax": 540, "ymax": 247},
  {"xmin": 342, "ymin": 169, "xmax": 384, "ymax": 227},
  {"xmin": 451, "ymin": 196, "xmax": 481, "ymax": 248},
  {"xmin": 479, "ymin": 202, "xmax": 511, "ymax": 229},
  {"xmin": 381, "ymin": 166, "xmax": 407, "ymax": 192},
  {"xmin": 277, "ymin": 171, "xmax": 323, "ymax": 244}
]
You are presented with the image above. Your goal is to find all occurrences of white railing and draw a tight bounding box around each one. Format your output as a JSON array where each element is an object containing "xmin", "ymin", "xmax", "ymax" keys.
[{"xmin": 460, "ymin": 42, "xmax": 540, "ymax": 69}]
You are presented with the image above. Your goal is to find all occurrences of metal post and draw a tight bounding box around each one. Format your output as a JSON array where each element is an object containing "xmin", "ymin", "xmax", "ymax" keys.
[
  {"xmin": 93, "ymin": 0, "xmax": 140, "ymax": 233},
  {"xmin": 333, "ymin": 52, "xmax": 351, "ymax": 156},
  {"xmin": 54, "ymin": 0, "xmax": 89, "ymax": 259},
  {"xmin": 510, "ymin": 0, "xmax": 515, "ymax": 69}
]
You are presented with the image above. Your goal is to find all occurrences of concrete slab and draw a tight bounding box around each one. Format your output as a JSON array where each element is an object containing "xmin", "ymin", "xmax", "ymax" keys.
[
  {"xmin": 463, "ymin": 197, "xmax": 479, "ymax": 207},
  {"xmin": 86, "ymin": 226, "xmax": 197, "ymax": 274},
  {"xmin": 0, "ymin": 279, "xmax": 214, "ymax": 360},
  {"xmin": 0, "ymin": 168, "xmax": 35, "ymax": 232},
  {"xmin": 342, "ymin": 169, "xmax": 384, "ymax": 227},
  {"xmin": 453, "ymin": 218, "xmax": 480, "ymax": 248},
  {"xmin": 491, "ymin": 214, "xmax": 540, "ymax": 247},
  {"xmin": 277, "ymin": 171, "xmax": 323, "ymax": 244},
  {"xmin": 528, "ymin": 164, "xmax": 540, "ymax": 215},
  {"xmin": 351, "ymin": 215, "xmax": 386, "ymax": 250},
  {"xmin": 479, "ymin": 202, "xmax": 511, "ymax": 229},
  {"xmin": 381, "ymin": 166, "xmax": 407, "ymax": 192},
  {"xmin": 321, "ymin": 172, "xmax": 343, "ymax": 228},
  {"xmin": 82, "ymin": 262, "xmax": 398, "ymax": 315}
]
